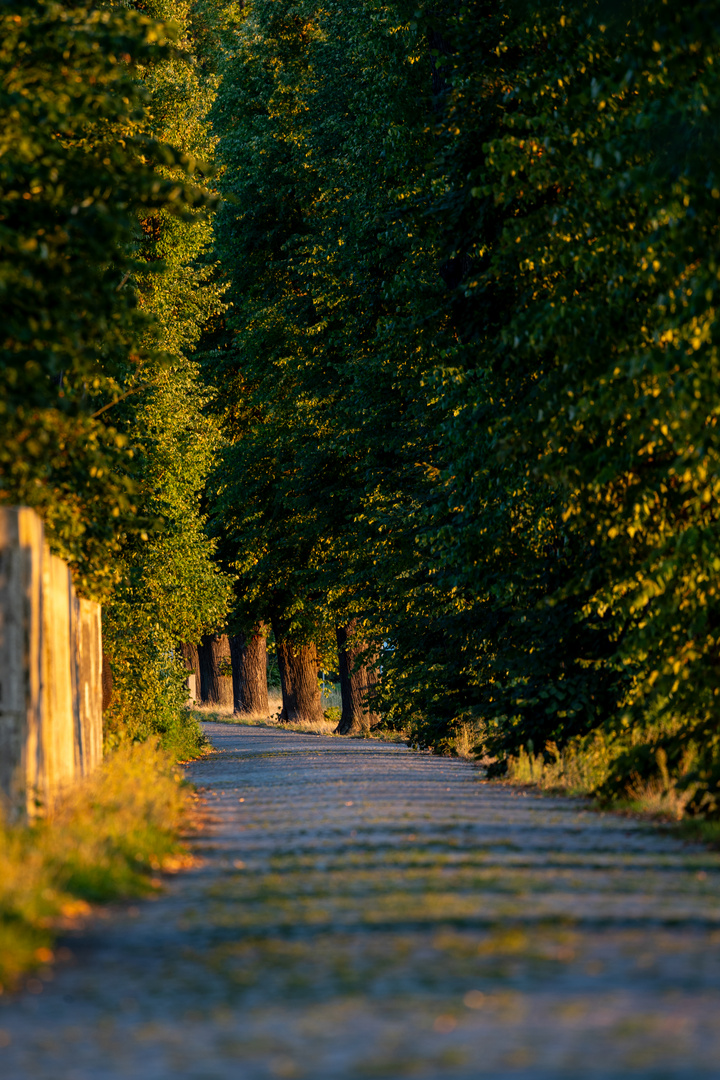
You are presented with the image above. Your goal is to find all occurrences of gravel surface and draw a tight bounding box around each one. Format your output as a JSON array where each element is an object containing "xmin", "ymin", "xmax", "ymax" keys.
[{"xmin": 2, "ymin": 721, "xmax": 720, "ymax": 1079}]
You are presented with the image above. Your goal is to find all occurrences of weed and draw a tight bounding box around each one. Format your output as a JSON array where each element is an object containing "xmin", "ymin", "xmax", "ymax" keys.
[
  {"xmin": 617, "ymin": 749, "xmax": 698, "ymax": 821},
  {"xmin": 506, "ymin": 733, "xmax": 617, "ymax": 796},
  {"xmin": 452, "ymin": 722, "xmax": 478, "ymax": 761},
  {"xmin": 504, "ymin": 733, "xmax": 714, "ymax": 834}
]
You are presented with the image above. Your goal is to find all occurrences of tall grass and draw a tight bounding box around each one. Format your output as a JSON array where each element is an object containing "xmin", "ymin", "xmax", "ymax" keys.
[
  {"xmin": 0, "ymin": 740, "xmax": 194, "ymax": 991},
  {"xmin": 505, "ymin": 733, "xmax": 616, "ymax": 797},
  {"xmin": 504, "ymin": 732, "xmax": 713, "ymax": 830}
]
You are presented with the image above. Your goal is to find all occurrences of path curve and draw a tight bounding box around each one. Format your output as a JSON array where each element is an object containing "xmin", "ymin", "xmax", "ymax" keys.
[{"xmin": 3, "ymin": 722, "xmax": 720, "ymax": 1078}]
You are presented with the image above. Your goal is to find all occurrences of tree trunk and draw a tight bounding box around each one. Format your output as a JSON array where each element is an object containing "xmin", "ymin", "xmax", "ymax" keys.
[
  {"xmin": 198, "ymin": 633, "xmax": 233, "ymax": 708},
  {"xmin": 271, "ymin": 616, "xmax": 324, "ymax": 723},
  {"xmin": 335, "ymin": 621, "xmax": 380, "ymax": 735},
  {"xmin": 179, "ymin": 642, "xmax": 201, "ymax": 703},
  {"xmin": 229, "ymin": 627, "xmax": 269, "ymax": 716}
]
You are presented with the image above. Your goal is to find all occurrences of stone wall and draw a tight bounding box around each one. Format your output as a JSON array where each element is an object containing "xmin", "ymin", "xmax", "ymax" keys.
[{"xmin": 0, "ymin": 508, "xmax": 103, "ymax": 818}]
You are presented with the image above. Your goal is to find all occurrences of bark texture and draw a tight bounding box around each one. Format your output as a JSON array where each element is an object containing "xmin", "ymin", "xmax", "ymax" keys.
[
  {"xmin": 335, "ymin": 621, "xmax": 381, "ymax": 735},
  {"xmin": 230, "ymin": 628, "xmax": 269, "ymax": 716},
  {"xmin": 198, "ymin": 633, "xmax": 233, "ymax": 707},
  {"xmin": 272, "ymin": 616, "xmax": 324, "ymax": 723},
  {"xmin": 179, "ymin": 642, "xmax": 201, "ymax": 703}
]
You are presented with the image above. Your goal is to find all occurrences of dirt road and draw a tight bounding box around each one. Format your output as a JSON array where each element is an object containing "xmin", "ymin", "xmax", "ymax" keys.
[{"xmin": 3, "ymin": 722, "xmax": 720, "ymax": 1078}]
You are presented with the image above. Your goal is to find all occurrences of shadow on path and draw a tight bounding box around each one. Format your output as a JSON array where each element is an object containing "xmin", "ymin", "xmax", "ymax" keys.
[{"xmin": 3, "ymin": 722, "xmax": 720, "ymax": 1078}]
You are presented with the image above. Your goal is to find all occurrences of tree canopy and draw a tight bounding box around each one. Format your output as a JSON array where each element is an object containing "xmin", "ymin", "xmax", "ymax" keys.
[
  {"xmin": 205, "ymin": 0, "xmax": 720, "ymax": 809},
  {"xmin": 5, "ymin": 0, "xmax": 720, "ymax": 808},
  {"xmin": 1, "ymin": 0, "xmax": 230, "ymax": 755}
]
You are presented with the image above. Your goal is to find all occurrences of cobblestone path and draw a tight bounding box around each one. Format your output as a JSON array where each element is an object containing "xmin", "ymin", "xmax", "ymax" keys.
[{"xmin": 3, "ymin": 722, "xmax": 720, "ymax": 1079}]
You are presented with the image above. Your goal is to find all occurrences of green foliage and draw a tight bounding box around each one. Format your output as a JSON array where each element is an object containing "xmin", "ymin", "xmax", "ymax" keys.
[
  {"xmin": 420, "ymin": 0, "xmax": 720, "ymax": 799},
  {"xmin": 101, "ymin": 0, "xmax": 232, "ymax": 742},
  {"xmin": 1, "ymin": 0, "xmax": 231, "ymax": 746},
  {"xmin": 206, "ymin": 0, "xmax": 720, "ymax": 815},
  {"xmin": 206, "ymin": 0, "xmax": 434, "ymax": 653},
  {"xmin": 0, "ymin": 1, "xmax": 211, "ymax": 595}
]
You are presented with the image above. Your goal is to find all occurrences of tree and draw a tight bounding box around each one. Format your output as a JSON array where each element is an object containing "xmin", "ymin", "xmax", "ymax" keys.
[
  {"xmin": 101, "ymin": 0, "xmax": 232, "ymax": 750},
  {"xmin": 203, "ymin": 0, "xmax": 720, "ymax": 813},
  {"xmin": 198, "ymin": 633, "xmax": 233, "ymax": 707},
  {"xmin": 335, "ymin": 622, "xmax": 380, "ymax": 735},
  {"xmin": 396, "ymin": 0, "xmax": 720, "ymax": 806},
  {"xmin": 229, "ymin": 629, "xmax": 269, "ymax": 717},
  {"xmin": 206, "ymin": 0, "xmax": 433, "ymax": 724}
]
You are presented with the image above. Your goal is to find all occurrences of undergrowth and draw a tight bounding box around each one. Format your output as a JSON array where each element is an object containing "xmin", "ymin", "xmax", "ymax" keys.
[
  {"xmin": 504, "ymin": 734, "xmax": 616, "ymax": 798},
  {"xmin": 0, "ymin": 740, "xmax": 195, "ymax": 992},
  {"xmin": 104, "ymin": 682, "xmax": 208, "ymax": 761},
  {"xmin": 503, "ymin": 731, "xmax": 720, "ymax": 840}
]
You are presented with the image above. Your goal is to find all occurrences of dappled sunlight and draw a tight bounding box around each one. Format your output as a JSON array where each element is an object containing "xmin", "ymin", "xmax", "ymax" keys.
[{"xmin": 4, "ymin": 727, "xmax": 720, "ymax": 1076}]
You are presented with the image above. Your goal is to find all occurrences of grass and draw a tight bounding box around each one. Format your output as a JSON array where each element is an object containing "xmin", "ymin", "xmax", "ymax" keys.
[
  {"xmin": 192, "ymin": 692, "xmax": 340, "ymax": 736},
  {"xmin": 0, "ymin": 739, "xmax": 196, "ymax": 992},
  {"xmin": 451, "ymin": 721, "xmax": 483, "ymax": 761},
  {"xmin": 504, "ymin": 735, "xmax": 615, "ymax": 798},
  {"xmin": 503, "ymin": 736, "xmax": 720, "ymax": 848},
  {"xmin": 192, "ymin": 691, "xmax": 408, "ymax": 742}
]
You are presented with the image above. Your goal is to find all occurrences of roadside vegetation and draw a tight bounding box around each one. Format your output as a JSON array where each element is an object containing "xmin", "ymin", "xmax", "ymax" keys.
[
  {"xmin": 503, "ymin": 735, "xmax": 720, "ymax": 842},
  {"xmin": 0, "ymin": 740, "xmax": 199, "ymax": 992}
]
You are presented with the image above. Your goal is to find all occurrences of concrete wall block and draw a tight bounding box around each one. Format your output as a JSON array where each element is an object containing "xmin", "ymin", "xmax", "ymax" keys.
[
  {"xmin": 72, "ymin": 596, "xmax": 103, "ymax": 775},
  {"xmin": 185, "ymin": 673, "xmax": 197, "ymax": 706},
  {"xmin": 0, "ymin": 507, "xmax": 103, "ymax": 818},
  {"xmin": 41, "ymin": 552, "xmax": 76, "ymax": 806},
  {"xmin": 0, "ymin": 508, "xmax": 45, "ymax": 819}
]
